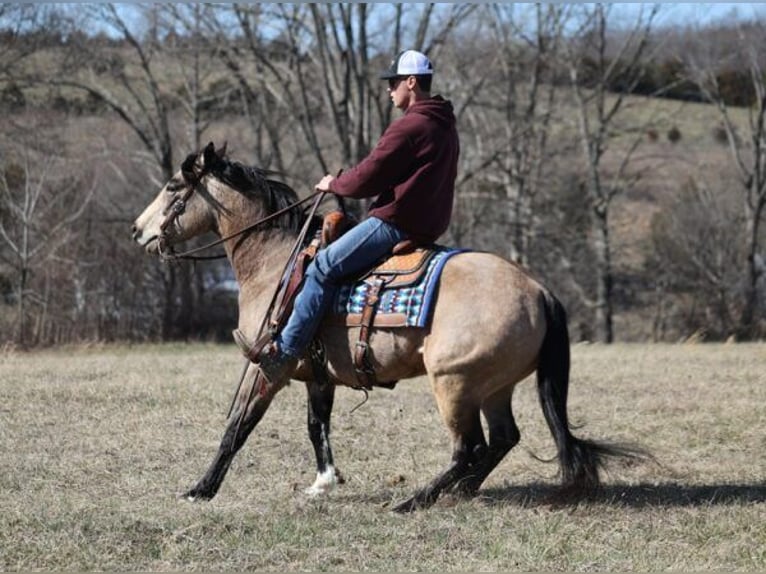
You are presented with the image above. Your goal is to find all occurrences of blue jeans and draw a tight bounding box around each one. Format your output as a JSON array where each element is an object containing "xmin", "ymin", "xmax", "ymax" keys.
[{"xmin": 277, "ymin": 216, "xmax": 407, "ymax": 357}]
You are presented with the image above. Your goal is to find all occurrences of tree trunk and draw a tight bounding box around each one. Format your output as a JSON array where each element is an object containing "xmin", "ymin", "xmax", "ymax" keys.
[
  {"xmin": 738, "ymin": 198, "xmax": 765, "ymax": 338},
  {"xmin": 15, "ymin": 265, "xmax": 26, "ymax": 346},
  {"xmin": 593, "ymin": 208, "xmax": 614, "ymax": 343}
]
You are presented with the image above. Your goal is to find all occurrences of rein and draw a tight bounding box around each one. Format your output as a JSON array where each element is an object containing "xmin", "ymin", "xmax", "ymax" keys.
[
  {"xmin": 157, "ymin": 175, "xmax": 323, "ymax": 262},
  {"xmin": 228, "ymin": 190, "xmax": 327, "ymax": 438}
]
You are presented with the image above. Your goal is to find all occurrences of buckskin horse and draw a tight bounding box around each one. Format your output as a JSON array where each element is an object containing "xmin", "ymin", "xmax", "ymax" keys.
[{"xmin": 131, "ymin": 142, "xmax": 643, "ymax": 512}]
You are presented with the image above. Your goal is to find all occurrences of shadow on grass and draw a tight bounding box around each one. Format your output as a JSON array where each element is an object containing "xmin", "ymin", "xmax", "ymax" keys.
[
  {"xmin": 477, "ymin": 482, "xmax": 766, "ymax": 508},
  {"xmin": 332, "ymin": 482, "xmax": 766, "ymax": 510}
]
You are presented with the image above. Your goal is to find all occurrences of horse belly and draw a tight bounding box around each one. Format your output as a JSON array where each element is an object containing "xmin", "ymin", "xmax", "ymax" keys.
[{"xmin": 320, "ymin": 325, "xmax": 427, "ymax": 386}]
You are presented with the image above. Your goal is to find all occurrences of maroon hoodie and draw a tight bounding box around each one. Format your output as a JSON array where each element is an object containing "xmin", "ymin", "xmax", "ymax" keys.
[{"xmin": 329, "ymin": 95, "xmax": 459, "ymax": 244}]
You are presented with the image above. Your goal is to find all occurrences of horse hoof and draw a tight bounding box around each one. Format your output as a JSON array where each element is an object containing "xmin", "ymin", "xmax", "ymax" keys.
[
  {"xmin": 392, "ymin": 497, "xmax": 421, "ymax": 513},
  {"xmin": 181, "ymin": 487, "xmax": 213, "ymax": 502},
  {"xmin": 304, "ymin": 467, "xmax": 337, "ymax": 497},
  {"xmin": 393, "ymin": 488, "xmax": 439, "ymax": 513},
  {"xmin": 304, "ymin": 485, "xmax": 326, "ymax": 497},
  {"xmin": 180, "ymin": 490, "xmax": 200, "ymax": 502}
]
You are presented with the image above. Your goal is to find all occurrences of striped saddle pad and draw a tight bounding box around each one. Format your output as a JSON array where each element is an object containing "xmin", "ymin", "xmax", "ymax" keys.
[{"xmin": 331, "ymin": 246, "xmax": 464, "ymax": 328}]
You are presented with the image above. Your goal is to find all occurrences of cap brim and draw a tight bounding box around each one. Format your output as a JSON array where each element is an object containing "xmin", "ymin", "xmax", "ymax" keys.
[{"xmin": 379, "ymin": 71, "xmax": 399, "ymax": 80}]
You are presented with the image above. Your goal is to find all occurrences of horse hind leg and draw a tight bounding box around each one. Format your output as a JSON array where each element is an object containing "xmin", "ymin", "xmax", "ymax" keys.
[
  {"xmin": 393, "ymin": 410, "xmax": 486, "ymax": 512},
  {"xmin": 393, "ymin": 384, "xmax": 488, "ymax": 513},
  {"xmin": 450, "ymin": 389, "xmax": 520, "ymax": 497}
]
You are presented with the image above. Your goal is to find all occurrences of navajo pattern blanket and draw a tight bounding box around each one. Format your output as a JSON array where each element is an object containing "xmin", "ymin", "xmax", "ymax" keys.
[{"xmin": 332, "ymin": 247, "xmax": 466, "ymax": 328}]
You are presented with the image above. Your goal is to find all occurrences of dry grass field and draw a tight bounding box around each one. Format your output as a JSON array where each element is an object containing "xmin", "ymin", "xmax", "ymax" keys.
[{"xmin": 0, "ymin": 342, "xmax": 764, "ymax": 571}]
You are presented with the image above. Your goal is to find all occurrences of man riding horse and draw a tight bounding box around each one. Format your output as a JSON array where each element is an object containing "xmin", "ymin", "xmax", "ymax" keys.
[
  {"xmin": 133, "ymin": 53, "xmax": 645, "ymax": 508},
  {"xmin": 234, "ymin": 49, "xmax": 460, "ymax": 386}
]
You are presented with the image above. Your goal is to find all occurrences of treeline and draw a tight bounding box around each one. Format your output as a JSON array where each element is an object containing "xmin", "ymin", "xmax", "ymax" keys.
[
  {"xmin": 0, "ymin": 3, "xmax": 764, "ymax": 348},
  {"xmin": 4, "ymin": 19, "xmax": 763, "ymax": 112}
]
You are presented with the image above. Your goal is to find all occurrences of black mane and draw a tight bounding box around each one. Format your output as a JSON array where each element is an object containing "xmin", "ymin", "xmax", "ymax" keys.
[{"xmin": 207, "ymin": 155, "xmax": 304, "ymax": 234}]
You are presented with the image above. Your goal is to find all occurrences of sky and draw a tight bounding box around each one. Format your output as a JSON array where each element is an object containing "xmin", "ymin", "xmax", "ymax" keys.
[{"xmin": 612, "ymin": 2, "xmax": 766, "ymax": 27}]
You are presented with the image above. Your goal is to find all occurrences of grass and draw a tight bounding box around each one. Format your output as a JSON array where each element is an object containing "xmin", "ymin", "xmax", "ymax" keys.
[{"xmin": 0, "ymin": 342, "xmax": 764, "ymax": 571}]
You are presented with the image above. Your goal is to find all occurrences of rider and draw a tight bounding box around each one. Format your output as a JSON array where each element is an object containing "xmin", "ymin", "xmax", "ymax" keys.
[{"xmin": 234, "ymin": 49, "xmax": 460, "ymax": 385}]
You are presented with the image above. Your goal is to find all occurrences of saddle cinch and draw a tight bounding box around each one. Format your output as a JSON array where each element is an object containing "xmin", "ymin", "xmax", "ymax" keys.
[{"xmin": 273, "ymin": 210, "xmax": 438, "ymax": 390}]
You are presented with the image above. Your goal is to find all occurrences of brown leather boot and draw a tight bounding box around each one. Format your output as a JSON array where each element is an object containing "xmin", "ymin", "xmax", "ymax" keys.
[
  {"xmin": 232, "ymin": 329, "xmax": 297, "ymax": 385},
  {"xmin": 256, "ymin": 341, "xmax": 298, "ymax": 385}
]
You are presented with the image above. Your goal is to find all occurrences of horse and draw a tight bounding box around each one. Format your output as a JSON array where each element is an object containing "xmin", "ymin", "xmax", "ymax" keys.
[{"xmin": 131, "ymin": 142, "xmax": 644, "ymax": 512}]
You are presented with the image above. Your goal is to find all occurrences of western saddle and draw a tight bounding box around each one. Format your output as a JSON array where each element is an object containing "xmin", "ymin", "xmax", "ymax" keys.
[{"xmin": 271, "ymin": 210, "xmax": 435, "ymax": 390}]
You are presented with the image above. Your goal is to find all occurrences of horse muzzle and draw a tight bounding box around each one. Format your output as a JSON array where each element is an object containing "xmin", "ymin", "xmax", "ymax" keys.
[{"xmin": 131, "ymin": 224, "xmax": 160, "ymax": 254}]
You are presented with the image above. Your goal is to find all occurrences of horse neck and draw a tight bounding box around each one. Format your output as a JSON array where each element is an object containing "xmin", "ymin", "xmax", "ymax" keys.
[{"xmin": 220, "ymin": 214, "xmax": 299, "ymax": 332}]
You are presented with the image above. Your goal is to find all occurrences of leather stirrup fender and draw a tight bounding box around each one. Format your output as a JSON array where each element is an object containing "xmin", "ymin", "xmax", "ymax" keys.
[{"xmin": 321, "ymin": 210, "xmax": 354, "ymax": 248}]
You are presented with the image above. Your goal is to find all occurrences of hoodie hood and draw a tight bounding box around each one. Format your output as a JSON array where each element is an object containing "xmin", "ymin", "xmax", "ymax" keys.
[{"xmin": 406, "ymin": 95, "xmax": 456, "ymax": 128}]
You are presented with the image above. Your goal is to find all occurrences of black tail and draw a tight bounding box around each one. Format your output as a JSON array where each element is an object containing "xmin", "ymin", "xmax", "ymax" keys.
[{"xmin": 536, "ymin": 290, "xmax": 645, "ymax": 489}]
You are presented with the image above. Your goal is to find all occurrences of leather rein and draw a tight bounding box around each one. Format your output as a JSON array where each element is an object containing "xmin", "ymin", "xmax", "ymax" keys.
[{"xmin": 156, "ymin": 168, "xmax": 322, "ymax": 262}]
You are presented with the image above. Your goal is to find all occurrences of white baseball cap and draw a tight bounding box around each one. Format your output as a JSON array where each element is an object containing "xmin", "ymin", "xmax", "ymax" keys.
[{"xmin": 380, "ymin": 49, "xmax": 434, "ymax": 80}]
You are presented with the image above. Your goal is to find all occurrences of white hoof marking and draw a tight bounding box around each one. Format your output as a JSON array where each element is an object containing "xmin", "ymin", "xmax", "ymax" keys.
[{"xmin": 305, "ymin": 467, "xmax": 337, "ymax": 497}]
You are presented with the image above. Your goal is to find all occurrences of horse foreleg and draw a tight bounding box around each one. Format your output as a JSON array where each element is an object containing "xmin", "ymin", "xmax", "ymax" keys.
[
  {"xmin": 393, "ymin": 410, "xmax": 486, "ymax": 513},
  {"xmin": 304, "ymin": 381, "xmax": 342, "ymax": 496},
  {"xmin": 184, "ymin": 365, "xmax": 277, "ymax": 501}
]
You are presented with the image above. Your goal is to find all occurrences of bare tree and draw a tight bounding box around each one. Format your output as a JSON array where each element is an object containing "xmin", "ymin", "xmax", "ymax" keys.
[
  {"xmin": 0, "ymin": 5, "xmax": 53, "ymax": 77},
  {"xmin": 683, "ymin": 20, "xmax": 766, "ymax": 338},
  {"xmin": 36, "ymin": 4, "xmax": 235, "ymax": 341},
  {"xmin": 648, "ymin": 176, "xmax": 747, "ymax": 340},
  {"xmin": 561, "ymin": 3, "xmax": 660, "ymax": 342},
  {"xmin": 203, "ymin": 4, "xmax": 475, "ymax": 188},
  {"xmin": 61, "ymin": 5, "xmax": 178, "ymax": 179},
  {"xmin": 155, "ymin": 3, "xmax": 231, "ymax": 152},
  {"xmin": 0, "ymin": 143, "xmax": 95, "ymax": 346},
  {"xmin": 455, "ymin": 4, "xmax": 568, "ymax": 264},
  {"xmin": 195, "ymin": 3, "xmax": 314, "ymax": 177}
]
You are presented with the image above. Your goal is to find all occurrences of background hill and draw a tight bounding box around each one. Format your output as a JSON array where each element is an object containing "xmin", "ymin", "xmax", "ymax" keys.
[{"xmin": 0, "ymin": 3, "xmax": 764, "ymax": 346}]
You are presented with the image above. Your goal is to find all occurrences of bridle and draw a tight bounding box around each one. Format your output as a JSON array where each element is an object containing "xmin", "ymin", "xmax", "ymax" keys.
[
  {"xmin": 156, "ymin": 159, "xmax": 322, "ymax": 262},
  {"xmin": 156, "ymin": 154, "xmax": 212, "ymax": 259},
  {"xmin": 157, "ymin": 182, "xmax": 198, "ymax": 258}
]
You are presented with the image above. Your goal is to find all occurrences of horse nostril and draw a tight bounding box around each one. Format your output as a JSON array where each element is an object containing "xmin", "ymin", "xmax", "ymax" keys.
[{"xmin": 131, "ymin": 224, "xmax": 138, "ymax": 240}]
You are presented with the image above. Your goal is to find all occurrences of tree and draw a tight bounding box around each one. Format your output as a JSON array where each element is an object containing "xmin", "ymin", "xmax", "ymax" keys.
[
  {"xmin": 0, "ymin": 142, "xmax": 95, "ymax": 346},
  {"xmin": 0, "ymin": 5, "xmax": 56, "ymax": 77},
  {"xmin": 454, "ymin": 4, "xmax": 568, "ymax": 264},
  {"xmin": 203, "ymin": 4, "xmax": 475, "ymax": 189},
  {"xmin": 683, "ymin": 20, "xmax": 766, "ymax": 338},
  {"xmin": 155, "ymin": 3, "xmax": 233, "ymax": 152},
  {"xmin": 561, "ymin": 3, "xmax": 660, "ymax": 342},
  {"xmin": 39, "ymin": 4, "xmax": 235, "ymax": 340},
  {"xmin": 648, "ymin": 177, "xmax": 746, "ymax": 340}
]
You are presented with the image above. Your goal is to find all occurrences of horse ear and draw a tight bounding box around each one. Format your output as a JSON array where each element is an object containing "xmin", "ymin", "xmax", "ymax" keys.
[
  {"xmin": 202, "ymin": 142, "xmax": 216, "ymax": 167},
  {"xmin": 181, "ymin": 152, "xmax": 198, "ymax": 183},
  {"xmin": 215, "ymin": 141, "xmax": 228, "ymax": 159}
]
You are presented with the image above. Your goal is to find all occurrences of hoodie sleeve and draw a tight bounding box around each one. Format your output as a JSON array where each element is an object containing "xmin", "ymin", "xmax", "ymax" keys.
[{"xmin": 329, "ymin": 118, "xmax": 414, "ymax": 199}]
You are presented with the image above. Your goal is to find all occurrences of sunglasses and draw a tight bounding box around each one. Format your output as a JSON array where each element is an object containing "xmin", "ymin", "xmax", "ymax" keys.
[{"xmin": 387, "ymin": 77, "xmax": 405, "ymax": 89}]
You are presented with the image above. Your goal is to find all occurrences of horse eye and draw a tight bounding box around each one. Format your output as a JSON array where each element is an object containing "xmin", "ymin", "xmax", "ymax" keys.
[{"xmin": 165, "ymin": 179, "xmax": 185, "ymax": 193}]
